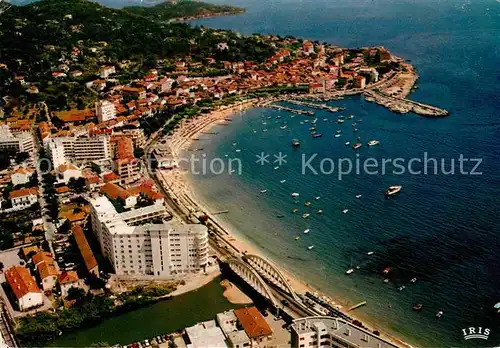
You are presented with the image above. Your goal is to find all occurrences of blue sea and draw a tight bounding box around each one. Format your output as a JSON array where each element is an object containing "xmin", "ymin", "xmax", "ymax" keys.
[{"xmin": 184, "ymin": 0, "xmax": 500, "ymax": 346}]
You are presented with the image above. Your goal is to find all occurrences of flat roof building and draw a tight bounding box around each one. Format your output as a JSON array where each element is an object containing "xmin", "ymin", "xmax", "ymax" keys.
[
  {"xmin": 290, "ymin": 316, "xmax": 398, "ymax": 348},
  {"xmin": 185, "ymin": 320, "xmax": 228, "ymax": 348},
  {"xmin": 90, "ymin": 195, "xmax": 207, "ymax": 279}
]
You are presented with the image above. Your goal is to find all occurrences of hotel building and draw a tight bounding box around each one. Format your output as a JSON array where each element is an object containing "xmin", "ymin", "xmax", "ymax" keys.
[
  {"xmin": 47, "ymin": 133, "xmax": 112, "ymax": 166},
  {"xmin": 90, "ymin": 195, "xmax": 207, "ymax": 278}
]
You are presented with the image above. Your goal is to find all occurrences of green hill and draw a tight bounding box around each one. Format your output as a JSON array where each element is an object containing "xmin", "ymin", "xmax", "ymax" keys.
[{"xmin": 124, "ymin": 0, "xmax": 245, "ymax": 21}]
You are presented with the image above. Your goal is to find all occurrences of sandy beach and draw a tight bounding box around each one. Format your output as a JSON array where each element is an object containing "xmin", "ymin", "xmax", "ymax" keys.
[{"xmin": 157, "ymin": 99, "xmax": 410, "ymax": 347}]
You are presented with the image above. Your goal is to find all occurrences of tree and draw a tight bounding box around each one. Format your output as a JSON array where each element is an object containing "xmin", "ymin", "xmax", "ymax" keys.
[
  {"xmin": 133, "ymin": 147, "xmax": 145, "ymax": 159},
  {"xmin": 68, "ymin": 177, "xmax": 86, "ymax": 193},
  {"xmin": 15, "ymin": 152, "xmax": 30, "ymax": 164},
  {"xmin": 66, "ymin": 287, "xmax": 86, "ymax": 302}
]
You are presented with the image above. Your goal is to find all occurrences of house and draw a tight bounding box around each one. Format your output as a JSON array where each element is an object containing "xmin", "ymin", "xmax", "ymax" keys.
[
  {"xmin": 32, "ymin": 251, "xmax": 58, "ymax": 291},
  {"xmin": 37, "ymin": 260, "xmax": 58, "ymax": 291},
  {"xmin": 233, "ymin": 307, "xmax": 273, "ymax": 346},
  {"xmin": 353, "ymin": 75, "xmax": 366, "ymax": 89},
  {"xmin": 58, "ymin": 271, "xmax": 82, "ymax": 298},
  {"xmin": 101, "ymin": 182, "xmax": 138, "ymax": 208},
  {"xmin": 57, "ymin": 163, "xmax": 82, "ymax": 184},
  {"xmin": 121, "ymin": 87, "xmax": 146, "ymax": 100},
  {"xmin": 9, "ymin": 187, "xmax": 38, "ymax": 210},
  {"xmin": 302, "ymin": 41, "xmax": 315, "ymax": 55},
  {"xmin": 11, "ymin": 167, "xmax": 34, "ymax": 186},
  {"xmin": 99, "ymin": 65, "xmax": 116, "ymax": 79},
  {"xmin": 5, "ymin": 266, "xmax": 43, "ymax": 311},
  {"xmin": 308, "ymin": 82, "xmax": 325, "ymax": 94},
  {"xmin": 85, "ymin": 175, "xmax": 101, "ymax": 191}
]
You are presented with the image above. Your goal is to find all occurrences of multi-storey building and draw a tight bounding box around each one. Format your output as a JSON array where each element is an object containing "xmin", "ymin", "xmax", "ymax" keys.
[
  {"xmin": 114, "ymin": 137, "xmax": 140, "ymax": 184},
  {"xmin": 112, "ymin": 127, "xmax": 146, "ymax": 149},
  {"xmin": 290, "ymin": 316, "xmax": 398, "ymax": 348},
  {"xmin": 0, "ymin": 125, "xmax": 34, "ymax": 154},
  {"xmin": 47, "ymin": 133, "xmax": 112, "ymax": 166},
  {"xmin": 95, "ymin": 100, "xmax": 116, "ymax": 123},
  {"xmin": 90, "ymin": 196, "xmax": 205, "ymax": 278}
]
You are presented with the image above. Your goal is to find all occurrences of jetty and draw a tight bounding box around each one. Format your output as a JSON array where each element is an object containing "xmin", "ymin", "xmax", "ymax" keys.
[
  {"xmin": 348, "ymin": 301, "xmax": 367, "ymax": 311},
  {"xmin": 286, "ymin": 99, "xmax": 345, "ymax": 113},
  {"xmin": 212, "ymin": 210, "xmax": 229, "ymax": 215},
  {"xmin": 364, "ymin": 90, "xmax": 449, "ymax": 116},
  {"xmin": 268, "ymin": 104, "xmax": 315, "ymax": 116}
]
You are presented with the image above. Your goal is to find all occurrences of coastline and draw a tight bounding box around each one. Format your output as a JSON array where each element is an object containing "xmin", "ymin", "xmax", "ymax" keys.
[{"xmin": 157, "ymin": 98, "xmax": 412, "ymax": 347}]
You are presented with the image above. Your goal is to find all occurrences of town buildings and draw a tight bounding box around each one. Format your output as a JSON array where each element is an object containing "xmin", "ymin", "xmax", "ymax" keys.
[
  {"xmin": 90, "ymin": 195, "xmax": 206, "ymax": 278},
  {"xmin": 5, "ymin": 266, "xmax": 43, "ymax": 311},
  {"xmin": 290, "ymin": 316, "xmax": 398, "ymax": 348}
]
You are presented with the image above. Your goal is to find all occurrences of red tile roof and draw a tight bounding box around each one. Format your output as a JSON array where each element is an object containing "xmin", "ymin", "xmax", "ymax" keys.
[
  {"xmin": 234, "ymin": 307, "xmax": 273, "ymax": 339},
  {"xmin": 58, "ymin": 271, "xmax": 79, "ymax": 285},
  {"xmin": 101, "ymin": 182, "xmax": 136, "ymax": 200},
  {"xmin": 72, "ymin": 225, "xmax": 98, "ymax": 273},
  {"xmin": 103, "ymin": 172, "xmax": 120, "ymax": 183},
  {"xmin": 5, "ymin": 266, "xmax": 41, "ymax": 299},
  {"xmin": 115, "ymin": 137, "xmax": 134, "ymax": 160},
  {"xmin": 32, "ymin": 251, "xmax": 53, "ymax": 266},
  {"xmin": 9, "ymin": 187, "xmax": 38, "ymax": 199},
  {"xmin": 37, "ymin": 261, "xmax": 58, "ymax": 280}
]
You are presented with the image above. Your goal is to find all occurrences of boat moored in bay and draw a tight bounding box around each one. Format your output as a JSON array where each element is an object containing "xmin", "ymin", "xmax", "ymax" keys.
[{"xmin": 385, "ymin": 185, "xmax": 402, "ymax": 196}]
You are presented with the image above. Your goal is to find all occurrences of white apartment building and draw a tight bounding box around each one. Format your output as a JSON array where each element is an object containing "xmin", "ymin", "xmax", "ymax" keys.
[
  {"xmin": 47, "ymin": 134, "xmax": 112, "ymax": 166},
  {"xmin": 290, "ymin": 317, "xmax": 398, "ymax": 348},
  {"xmin": 90, "ymin": 196, "xmax": 207, "ymax": 278},
  {"xmin": 0, "ymin": 125, "xmax": 34, "ymax": 154},
  {"xmin": 95, "ymin": 100, "xmax": 116, "ymax": 123}
]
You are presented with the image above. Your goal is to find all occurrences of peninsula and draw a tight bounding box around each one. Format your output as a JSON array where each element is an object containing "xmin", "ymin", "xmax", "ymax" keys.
[{"xmin": 0, "ymin": 0, "xmax": 446, "ymax": 346}]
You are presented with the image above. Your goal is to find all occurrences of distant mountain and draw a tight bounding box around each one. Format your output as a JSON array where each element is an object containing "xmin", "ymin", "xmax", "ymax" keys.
[{"xmin": 6, "ymin": 0, "xmax": 240, "ymax": 10}]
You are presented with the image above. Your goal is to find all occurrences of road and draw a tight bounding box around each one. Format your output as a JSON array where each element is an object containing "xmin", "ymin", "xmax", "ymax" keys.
[{"xmin": 33, "ymin": 102, "xmax": 57, "ymax": 241}]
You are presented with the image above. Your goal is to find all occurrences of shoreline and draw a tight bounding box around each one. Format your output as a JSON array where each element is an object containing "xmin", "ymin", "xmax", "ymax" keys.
[{"xmin": 157, "ymin": 97, "xmax": 413, "ymax": 347}]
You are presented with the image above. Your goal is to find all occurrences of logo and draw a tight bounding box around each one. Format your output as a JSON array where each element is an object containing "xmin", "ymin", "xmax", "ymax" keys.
[{"xmin": 462, "ymin": 327, "xmax": 490, "ymax": 341}]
